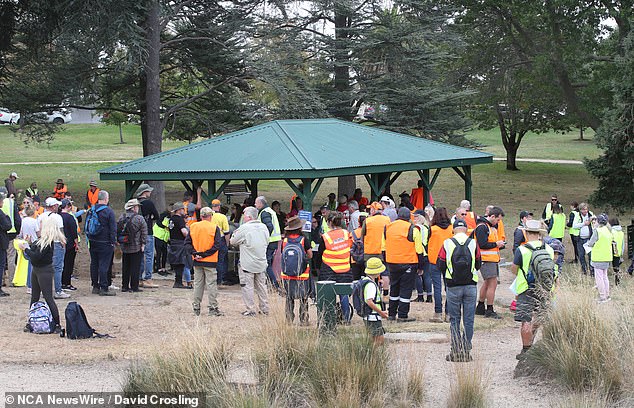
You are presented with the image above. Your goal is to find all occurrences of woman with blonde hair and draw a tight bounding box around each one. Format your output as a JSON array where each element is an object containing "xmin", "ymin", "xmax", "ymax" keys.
[{"xmin": 20, "ymin": 216, "xmax": 66, "ymax": 332}]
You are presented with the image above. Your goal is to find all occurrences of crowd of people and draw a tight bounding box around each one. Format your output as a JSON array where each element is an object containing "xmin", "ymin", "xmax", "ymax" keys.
[{"xmin": 1, "ymin": 172, "xmax": 631, "ymax": 360}]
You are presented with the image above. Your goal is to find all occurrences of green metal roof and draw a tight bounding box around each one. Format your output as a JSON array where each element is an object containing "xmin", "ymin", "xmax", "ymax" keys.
[{"xmin": 99, "ymin": 119, "xmax": 492, "ymax": 181}]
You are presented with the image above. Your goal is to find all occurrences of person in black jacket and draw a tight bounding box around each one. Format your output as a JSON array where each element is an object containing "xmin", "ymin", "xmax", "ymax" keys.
[
  {"xmin": 86, "ymin": 190, "xmax": 117, "ymax": 296},
  {"xmin": 0, "ymin": 193, "xmax": 12, "ymax": 296},
  {"xmin": 60, "ymin": 199, "xmax": 79, "ymax": 291},
  {"xmin": 20, "ymin": 216, "xmax": 66, "ymax": 332}
]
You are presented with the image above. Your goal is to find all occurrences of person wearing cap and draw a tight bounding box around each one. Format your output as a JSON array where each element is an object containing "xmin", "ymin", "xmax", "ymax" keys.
[
  {"xmin": 513, "ymin": 211, "xmax": 533, "ymax": 252},
  {"xmin": 255, "ymin": 196, "xmax": 283, "ymax": 292},
  {"xmin": 361, "ymin": 257, "xmax": 389, "ymax": 345},
  {"xmin": 230, "ymin": 206, "xmax": 270, "ymax": 316},
  {"xmin": 325, "ymin": 193, "xmax": 337, "ymax": 211},
  {"xmin": 361, "ymin": 202, "xmax": 391, "ymax": 298},
  {"xmin": 60, "ymin": 199, "xmax": 79, "ymax": 291},
  {"xmin": 586, "ymin": 214, "xmax": 613, "ymax": 302},
  {"xmin": 350, "ymin": 211, "xmax": 368, "ymax": 281},
  {"xmin": 52, "ymin": 179, "xmax": 67, "ymax": 200},
  {"xmin": 25, "ymin": 182, "xmax": 38, "ymax": 199},
  {"xmin": 381, "ymin": 207, "xmax": 424, "ymax": 322},
  {"xmin": 36, "ymin": 197, "xmax": 68, "ymax": 298},
  {"xmin": 136, "ymin": 183, "xmax": 159, "ymax": 288},
  {"xmin": 117, "ymin": 199, "xmax": 147, "ymax": 292},
  {"xmin": 380, "ymin": 196, "xmax": 397, "ymax": 222},
  {"xmin": 281, "ymin": 216, "xmax": 313, "ymax": 324},
  {"xmin": 0, "ymin": 192, "xmax": 12, "ymax": 296},
  {"xmin": 541, "ymin": 194, "xmax": 563, "ymax": 227},
  {"xmin": 336, "ymin": 194, "xmax": 349, "ymax": 213},
  {"xmin": 1, "ymin": 186, "xmax": 21, "ymax": 287},
  {"xmin": 4, "ymin": 172, "xmax": 19, "ymax": 198},
  {"xmin": 511, "ymin": 219, "xmax": 557, "ymax": 359},
  {"xmin": 86, "ymin": 190, "xmax": 117, "ymax": 296},
  {"xmin": 167, "ymin": 201, "xmax": 190, "ymax": 289},
  {"xmin": 85, "ymin": 180, "xmax": 100, "ymax": 209},
  {"xmin": 211, "ymin": 198, "xmax": 231, "ymax": 285},
  {"xmin": 436, "ymin": 219, "xmax": 481, "ymax": 362},
  {"xmin": 185, "ymin": 206, "xmax": 224, "ymax": 316}
]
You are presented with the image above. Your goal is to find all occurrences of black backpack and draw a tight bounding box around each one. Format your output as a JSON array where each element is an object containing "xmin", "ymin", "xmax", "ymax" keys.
[
  {"xmin": 65, "ymin": 302, "xmax": 112, "ymax": 339},
  {"xmin": 350, "ymin": 229, "xmax": 364, "ymax": 263},
  {"xmin": 117, "ymin": 215, "xmax": 132, "ymax": 245},
  {"xmin": 352, "ymin": 278, "xmax": 374, "ymax": 318},
  {"xmin": 448, "ymin": 237, "xmax": 474, "ymax": 285}
]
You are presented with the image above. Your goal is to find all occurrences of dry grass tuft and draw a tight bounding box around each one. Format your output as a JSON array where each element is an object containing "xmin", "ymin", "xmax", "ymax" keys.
[{"xmin": 446, "ymin": 361, "xmax": 489, "ymax": 408}]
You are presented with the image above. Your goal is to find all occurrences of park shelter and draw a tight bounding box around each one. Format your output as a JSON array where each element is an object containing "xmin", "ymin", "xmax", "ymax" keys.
[{"xmin": 98, "ymin": 119, "xmax": 493, "ymax": 209}]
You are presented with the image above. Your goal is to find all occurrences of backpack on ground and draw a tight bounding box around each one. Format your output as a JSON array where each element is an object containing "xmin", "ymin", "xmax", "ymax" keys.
[
  {"xmin": 352, "ymin": 278, "xmax": 373, "ymax": 318},
  {"xmin": 350, "ymin": 229, "xmax": 364, "ymax": 263},
  {"xmin": 117, "ymin": 215, "xmax": 132, "ymax": 245},
  {"xmin": 281, "ymin": 236, "xmax": 307, "ymax": 277},
  {"xmin": 85, "ymin": 206, "xmax": 106, "ymax": 238},
  {"xmin": 449, "ymin": 237, "xmax": 474, "ymax": 285},
  {"xmin": 523, "ymin": 244, "xmax": 556, "ymax": 296},
  {"xmin": 65, "ymin": 301, "xmax": 113, "ymax": 339},
  {"xmin": 27, "ymin": 301, "xmax": 55, "ymax": 334}
]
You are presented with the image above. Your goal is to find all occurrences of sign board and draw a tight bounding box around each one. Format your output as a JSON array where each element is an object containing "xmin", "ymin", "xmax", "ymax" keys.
[{"xmin": 299, "ymin": 210, "xmax": 312, "ymax": 233}]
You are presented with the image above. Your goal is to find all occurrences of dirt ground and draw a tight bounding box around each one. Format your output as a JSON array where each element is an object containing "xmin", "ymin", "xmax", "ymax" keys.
[{"xmin": 0, "ymin": 246, "xmax": 576, "ymax": 407}]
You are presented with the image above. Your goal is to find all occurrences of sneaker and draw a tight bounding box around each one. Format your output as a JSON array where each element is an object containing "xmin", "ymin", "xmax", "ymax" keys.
[
  {"xmin": 388, "ymin": 315, "xmax": 396, "ymax": 321},
  {"xmin": 484, "ymin": 310, "xmax": 502, "ymax": 319},
  {"xmin": 241, "ymin": 310, "xmax": 256, "ymax": 317},
  {"xmin": 157, "ymin": 269, "xmax": 169, "ymax": 276},
  {"xmin": 143, "ymin": 279, "xmax": 159, "ymax": 288},
  {"xmin": 259, "ymin": 310, "xmax": 270, "ymax": 316},
  {"xmin": 414, "ymin": 295, "xmax": 424, "ymax": 302},
  {"xmin": 131, "ymin": 288, "xmax": 143, "ymax": 293},
  {"xmin": 209, "ymin": 308, "xmax": 224, "ymax": 317},
  {"xmin": 397, "ymin": 316, "xmax": 417, "ymax": 323},
  {"xmin": 475, "ymin": 302, "xmax": 485, "ymax": 315},
  {"xmin": 62, "ymin": 285, "xmax": 77, "ymax": 291},
  {"xmin": 108, "ymin": 284, "xmax": 119, "ymax": 291},
  {"xmin": 429, "ymin": 313, "xmax": 444, "ymax": 323},
  {"xmin": 0, "ymin": 290, "xmax": 9, "ymax": 297},
  {"xmin": 99, "ymin": 289, "xmax": 116, "ymax": 296},
  {"xmin": 446, "ymin": 352, "xmax": 472, "ymax": 362},
  {"xmin": 193, "ymin": 308, "xmax": 201, "ymax": 316},
  {"xmin": 54, "ymin": 291, "xmax": 70, "ymax": 299},
  {"xmin": 71, "ymin": 275, "xmax": 79, "ymax": 280},
  {"xmin": 122, "ymin": 288, "xmax": 129, "ymax": 292},
  {"xmin": 26, "ymin": 288, "xmax": 31, "ymax": 294},
  {"xmin": 53, "ymin": 325, "xmax": 62, "ymax": 334},
  {"xmin": 173, "ymin": 282, "xmax": 188, "ymax": 289},
  {"xmin": 92, "ymin": 287, "xmax": 100, "ymax": 295},
  {"xmin": 426, "ymin": 296, "xmax": 433, "ymax": 303},
  {"xmin": 510, "ymin": 300, "xmax": 517, "ymax": 311}
]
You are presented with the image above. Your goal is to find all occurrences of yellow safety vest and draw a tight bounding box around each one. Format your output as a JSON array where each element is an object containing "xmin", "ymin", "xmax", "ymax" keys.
[
  {"xmin": 259, "ymin": 207, "xmax": 281, "ymax": 243},
  {"xmin": 516, "ymin": 240, "xmax": 555, "ymax": 295},
  {"xmin": 569, "ymin": 211, "xmax": 580, "ymax": 236},
  {"xmin": 613, "ymin": 229, "xmax": 625, "ymax": 257},
  {"xmin": 591, "ymin": 226, "xmax": 613, "ymax": 263},
  {"xmin": 549, "ymin": 213, "xmax": 566, "ymax": 239},
  {"xmin": 1, "ymin": 198, "xmax": 16, "ymax": 234},
  {"xmin": 443, "ymin": 233, "xmax": 478, "ymax": 283}
]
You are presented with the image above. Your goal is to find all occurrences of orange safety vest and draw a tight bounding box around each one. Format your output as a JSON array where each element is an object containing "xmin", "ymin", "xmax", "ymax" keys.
[
  {"xmin": 497, "ymin": 219, "xmax": 506, "ymax": 242},
  {"xmin": 53, "ymin": 185, "xmax": 67, "ymax": 200},
  {"xmin": 384, "ymin": 220, "xmax": 417, "ymax": 264},
  {"xmin": 281, "ymin": 235, "xmax": 310, "ymax": 280},
  {"xmin": 322, "ymin": 229, "xmax": 351, "ymax": 273},
  {"xmin": 464, "ymin": 211, "xmax": 477, "ymax": 230},
  {"xmin": 410, "ymin": 187, "xmax": 423, "ymax": 210},
  {"xmin": 477, "ymin": 222, "xmax": 500, "ymax": 263},
  {"xmin": 363, "ymin": 214, "xmax": 391, "ymax": 255},
  {"xmin": 189, "ymin": 220, "xmax": 219, "ymax": 263},
  {"xmin": 428, "ymin": 225, "xmax": 454, "ymax": 264},
  {"xmin": 86, "ymin": 188, "xmax": 100, "ymax": 208},
  {"xmin": 183, "ymin": 200, "xmax": 197, "ymax": 225}
]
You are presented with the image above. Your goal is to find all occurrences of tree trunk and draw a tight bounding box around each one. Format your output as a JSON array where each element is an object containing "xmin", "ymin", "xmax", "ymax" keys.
[
  {"xmin": 337, "ymin": 176, "xmax": 356, "ymax": 200},
  {"xmin": 506, "ymin": 143, "xmax": 520, "ymax": 171},
  {"xmin": 118, "ymin": 123, "xmax": 125, "ymax": 144},
  {"xmin": 579, "ymin": 126, "xmax": 584, "ymax": 141}
]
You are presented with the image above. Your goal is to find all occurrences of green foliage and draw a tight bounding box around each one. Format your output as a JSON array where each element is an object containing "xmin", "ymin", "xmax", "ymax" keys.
[{"xmin": 586, "ymin": 32, "xmax": 634, "ymax": 212}]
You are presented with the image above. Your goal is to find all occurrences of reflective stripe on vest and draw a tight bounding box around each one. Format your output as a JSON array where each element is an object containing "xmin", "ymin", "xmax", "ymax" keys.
[
  {"xmin": 478, "ymin": 223, "xmax": 500, "ymax": 263},
  {"xmin": 322, "ymin": 229, "xmax": 351, "ymax": 273},
  {"xmin": 613, "ymin": 229, "xmax": 625, "ymax": 257},
  {"xmin": 384, "ymin": 220, "xmax": 417, "ymax": 264},
  {"xmin": 444, "ymin": 234, "xmax": 478, "ymax": 283},
  {"xmin": 550, "ymin": 213, "xmax": 566, "ymax": 239},
  {"xmin": 281, "ymin": 236, "xmax": 310, "ymax": 280},
  {"xmin": 259, "ymin": 207, "xmax": 281, "ymax": 243},
  {"xmin": 153, "ymin": 216, "xmax": 170, "ymax": 242},
  {"xmin": 26, "ymin": 188, "xmax": 38, "ymax": 197},
  {"xmin": 1, "ymin": 198, "xmax": 16, "ymax": 234},
  {"xmin": 592, "ymin": 226, "xmax": 613, "ymax": 262},
  {"xmin": 364, "ymin": 215, "xmax": 390, "ymax": 255},
  {"xmin": 189, "ymin": 220, "xmax": 219, "ymax": 263}
]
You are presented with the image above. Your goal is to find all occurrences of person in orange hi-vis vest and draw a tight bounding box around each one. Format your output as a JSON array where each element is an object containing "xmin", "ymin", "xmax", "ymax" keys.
[
  {"xmin": 473, "ymin": 206, "xmax": 506, "ymax": 319},
  {"xmin": 361, "ymin": 202, "xmax": 391, "ymax": 299},
  {"xmin": 52, "ymin": 179, "xmax": 67, "ymax": 200},
  {"xmin": 427, "ymin": 207, "xmax": 454, "ymax": 322},
  {"xmin": 459, "ymin": 200, "xmax": 477, "ymax": 231},
  {"xmin": 410, "ymin": 180, "xmax": 435, "ymax": 210},
  {"xmin": 85, "ymin": 180, "xmax": 100, "ymax": 209}
]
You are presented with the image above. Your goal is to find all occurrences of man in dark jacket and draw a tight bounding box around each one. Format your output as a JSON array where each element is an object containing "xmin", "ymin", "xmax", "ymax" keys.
[
  {"xmin": 86, "ymin": 190, "xmax": 117, "ymax": 296},
  {"xmin": 60, "ymin": 199, "xmax": 79, "ymax": 291},
  {"xmin": 0, "ymin": 193, "xmax": 12, "ymax": 296},
  {"xmin": 137, "ymin": 183, "xmax": 160, "ymax": 288},
  {"xmin": 118, "ymin": 199, "xmax": 148, "ymax": 292}
]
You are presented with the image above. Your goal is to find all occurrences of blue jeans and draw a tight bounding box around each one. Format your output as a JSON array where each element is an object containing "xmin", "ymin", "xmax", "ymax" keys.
[
  {"xmin": 142, "ymin": 235, "xmax": 155, "ymax": 280},
  {"xmin": 27, "ymin": 262, "xmax": 32, "ymax": 288},
  {"xmin": 340, "ymin": 295, "xmax": 351, "ymax": 322},
  {"xmin": 446, "ymin": 285, "xmax": 477, "ymax": 354},
  {"xmin": 416, "ymin": 260, "xmax": 432, "ymax": 295},
  {"xmin": 265, "ymin": 242, "xmax": 279, "ymax": 289},
  {"xmin": 577, "ymin": 237, "xmax": 591, "ymax": 274},
  {"xmin": 53, "ymin": 242, "xmax": 65, "ymax": 293},
  {"xmin": 430, "ymin": 263, "xmax": 444, "ymax": 314},
  {"xmin": 216, "ymin": 239, "xmax": 228, "ymax": 284},
  {"xmin": 90, "ymin": 241, "xmax": 114, "ymax": 290},
  {"xmin": 183, "ymin": 266, "xmax": 192, "ymax": 283}
]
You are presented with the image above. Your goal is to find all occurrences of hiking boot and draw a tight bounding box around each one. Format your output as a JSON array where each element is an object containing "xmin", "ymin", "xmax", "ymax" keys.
[
  {"xmin": 429, "ymin": 313, "xmax": 444, "ymax": 323},
  {"xmin": 515, "ymin": 349, "xmax": 530, "ymax": 360},
  {"xmin": 143, "ymin": 279, "xmax": 159, "ymax": 288},
  {"xmin": 446, "ymin": 352, "xmax": 472, "ymax": 362},
  {"xmin": 241, "ymin": 311, "xmax": 256, "ymax": 317},
  {"xmin": 484, "ymin": 310, "xmax": 502, "ymax": 319},
  {"xmin": 475, "ymin": 302, "xmax": 485, "ymax": 315},
  {"xmin": 92, "ymin": 287, "xmax": 100, "ymax": 295},
  {"xmin": 99, "ymin": 289, "xmax": 116, "ymax": 296},
  {"xmin": 54, "ymin": 291, "xmax": 70, "ymax": 299},
  {"xmin": 131, "ymin": 288, "xmax": 143, "ymax": 293},
  {"xmin": 387, "ymin": 315, "xmax": 396, "ymax": 321},
  {"xmin": 0, "ymin": 289, "xmax": 9, "ymax": 297},
  {"xmin": 426, "ymin": 295, "xmax": 433, "ymax": 303},
  {"xmin": 209, "ymin": 308, "xmax": 224, "ymax": 317},
  {"xmin": 414, "ymin": 295, "xmax": 424, "ymax": 302},
  {"xmin": 397, "ymin": 316, "xmax": 417, "ymax": 323},
  {"xmin": 193, "ymin": 308, "xmax": 201, "ymax": 316},
  {"xmin": 122, "ymin": 288, "xmax": 129, "ymax": 292},
  {"xmin": 173, "ymin": 282, "xmax": 186, "ymax": 289},
  {"xmin": 444, "ymin": 314, "xmax": 450, "ymax": 323}
]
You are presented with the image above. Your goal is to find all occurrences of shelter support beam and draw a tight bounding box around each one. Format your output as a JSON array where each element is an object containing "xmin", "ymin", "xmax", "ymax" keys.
[
  {"xmin": 452, "ymin": 166, "xmax": 472, "ymax": 203},
  {"xmin": 125, "ymin": 180, "xmax": 143, "ymax": 200},
  {"xmin": 415, "ymin": 168, "xmax": 441, "ymax": 208},
  {"xmin": 284, "ymin": 178, "xmax": 324, "ymax": 212},
  {"xmin": 365, "ymin": 172, "xmax": 392, "ymax": 201},
  {"xmin": 205, "ymin": 180, "xmax": 230, "ymax": 202}
]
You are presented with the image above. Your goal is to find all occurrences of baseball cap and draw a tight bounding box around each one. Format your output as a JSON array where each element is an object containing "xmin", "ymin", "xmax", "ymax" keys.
[
  {"xmin": 370, "ymin": 202, "xmax": 382, "ymax": 211},
  {"xmin": 397, "ymin": 207, "xmax": 411, "ymax": 220},
  {"xmin": 60, "ymin": 198, "xmax": 72, "ymax": 208},
  {"xmin": 453, "ymin": 219, "xmax": 468, "ymax": 229},
  {"xmin": 45, "ymin": 197, "xmax": 62, "ymax": 207},
  {"xmin": 380, "ymin": 196, "xmax": 391, "ymax": 202},
  {"xmin": 519, "ymin": 210, "xmax": 533, "ymax": 220},
  {"xmin": 10, "ymin": 172, "xmax": 18, "ymax": 179},
  {"xmin": 211, "ymin": 199, "xmax": 221, "ymax": 206},
  {"xmin": 171, "ymin": 202, "xmax": 185, "ymax": 212},
  {"xmin": 200, "ymin": 207, "xmax": 213, "ymax": 217}
]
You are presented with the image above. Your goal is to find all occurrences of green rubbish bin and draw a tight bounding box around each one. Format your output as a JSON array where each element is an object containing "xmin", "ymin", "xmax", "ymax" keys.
[{"xmin": 316, "ymin": 280, "xmax": 354, "ymax": 335}]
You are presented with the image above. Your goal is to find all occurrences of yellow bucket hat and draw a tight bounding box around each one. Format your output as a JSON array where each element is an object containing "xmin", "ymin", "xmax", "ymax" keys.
[{"xmin": 365, "ymin": 257, "xmax": 386, "ymax": 275}]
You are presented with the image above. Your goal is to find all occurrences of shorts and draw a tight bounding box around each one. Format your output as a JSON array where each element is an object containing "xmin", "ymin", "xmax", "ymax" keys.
[
  {"xmin": 364, "ymin": 319, "xmax": 385, "ymax": 337},
  {"xmin": 514, "ymin": 291, "xmax": 547, "ymax": 323},
  {"xmin": 480, "ymin": 262, "xmax": 499, "ymax": 280}
]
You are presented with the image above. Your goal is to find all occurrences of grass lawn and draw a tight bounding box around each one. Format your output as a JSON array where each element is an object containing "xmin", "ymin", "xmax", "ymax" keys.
[{"xmin": 468, "ymin": 127, "xmax": 600, "ymax": 161}]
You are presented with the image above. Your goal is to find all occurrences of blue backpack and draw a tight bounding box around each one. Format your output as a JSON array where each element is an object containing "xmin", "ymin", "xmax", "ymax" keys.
[
  {"xmin": 281, "ymin": 236, "xmax": 307, "ymax": 277},
  {"xmin": 85, "ymin": 206, "xmax": 106, "ymax": 238},
  {"xmin": 27, "ymin": 301, "xmax": 55, "ymax": 334}
]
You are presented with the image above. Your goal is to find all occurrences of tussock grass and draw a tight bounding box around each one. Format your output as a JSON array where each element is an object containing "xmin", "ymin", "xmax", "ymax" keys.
[{"xmin": 446, "ymin": 361, "xmax": 489, "ymax": 408}]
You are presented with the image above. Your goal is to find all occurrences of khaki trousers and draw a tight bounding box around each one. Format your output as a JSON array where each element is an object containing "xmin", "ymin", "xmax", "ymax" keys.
[
  {"xmin": 192, "ymin": 266, "xmax": 219, "ymax": 311},
  {"xmin": 239, "ymin": 267, "xmax": 269, "ymax": 314}
]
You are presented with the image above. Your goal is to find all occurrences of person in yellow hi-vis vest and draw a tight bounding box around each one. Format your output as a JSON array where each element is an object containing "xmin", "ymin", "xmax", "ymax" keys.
[
  {"xmin": 610, "ymin": 217, "xmax": 625, "ymax": 286},
  {"xmin": 586, "ymin": 214, "xmax": 613, "ymax": 302}
]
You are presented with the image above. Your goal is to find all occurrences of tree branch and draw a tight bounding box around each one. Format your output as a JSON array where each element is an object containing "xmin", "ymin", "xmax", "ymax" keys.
[{"xmin": 161, "ymin": 36, "xmax": 228, "ymax": 50}]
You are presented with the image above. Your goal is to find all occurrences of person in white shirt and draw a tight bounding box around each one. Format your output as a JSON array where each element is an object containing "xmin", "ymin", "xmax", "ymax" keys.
[{"xmin": 571, "ymin": 202, "xmax": 594, "ymax": 276}]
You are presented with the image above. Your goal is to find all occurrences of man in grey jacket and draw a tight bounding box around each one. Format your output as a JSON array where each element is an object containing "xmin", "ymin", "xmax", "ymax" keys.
[
  {"xmin": 118, "ymin": 199, "xmax": 148, "ymax": 292},
  {"xmin": 230, "ymin": 206, "xmax": 270, "ymax": 316}
]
